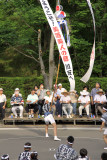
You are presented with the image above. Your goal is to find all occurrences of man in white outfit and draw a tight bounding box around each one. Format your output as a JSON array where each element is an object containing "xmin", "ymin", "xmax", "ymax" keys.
[
  {"xmin": 11, "ymin": 91, "xmax": 24, "ymax": 118},
  {"xmin": 78, "ymin": 90, "xmax": 90, "ymax": 118},
  {"xmin": 60, "ymin": 90, "xmax": 73, "ymax": 118}
]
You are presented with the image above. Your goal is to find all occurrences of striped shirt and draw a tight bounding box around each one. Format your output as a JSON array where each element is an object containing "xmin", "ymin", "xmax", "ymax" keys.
[{"xmin": 55, "ymin": 144, "xmax": 78, "ymax": 160}]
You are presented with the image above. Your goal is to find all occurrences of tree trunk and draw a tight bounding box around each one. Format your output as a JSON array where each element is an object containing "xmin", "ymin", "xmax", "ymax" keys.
[
  {"xmin": 38, "ymin": 29, "xmax": 49, "ymax": 88},
  {"xmin": 49, "ymin": 33, "xmax": 55, "ymax": 89}
]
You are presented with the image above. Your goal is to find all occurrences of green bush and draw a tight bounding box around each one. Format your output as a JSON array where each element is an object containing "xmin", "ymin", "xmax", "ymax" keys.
[{"xmin": 0, "ymin": 76, "xmax": 107, "ymax": 107}]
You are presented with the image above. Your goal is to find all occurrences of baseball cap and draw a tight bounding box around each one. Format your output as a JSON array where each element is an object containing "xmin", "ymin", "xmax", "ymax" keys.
[
  {"xmin": 58, "ymin": 83, "xmax": 62, "ymax": 86},
  {"xmin": 0, "ymin": 88, "xmax": 3, "ymax": 91},
  {"xmin": 15, "ymin": 88, "xmax": 19, "ymax": 91}
]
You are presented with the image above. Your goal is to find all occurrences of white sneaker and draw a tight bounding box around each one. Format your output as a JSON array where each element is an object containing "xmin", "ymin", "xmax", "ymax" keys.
[
  {"xmin": 28, "ymin": 115, "xmax": 31, "ymax": 119},
  {"xmin": 67, "ymin": 115, "xmax": 69, "ymax": 118},
  {"xmin": 104, "ymin": 147, "xmax": 107, "ymax": 150},
  {"xmin": 54, "ymin": 137, "xmax": 61, "ymax": 141},
  {"xmin": 46, "ymin": 134, "xmax": 49, "ymax": 138}
]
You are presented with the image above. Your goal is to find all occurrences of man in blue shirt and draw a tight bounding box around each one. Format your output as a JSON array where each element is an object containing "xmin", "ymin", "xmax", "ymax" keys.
[
  {"xmin": 11, "ymin": 91, "xmax": 24, "ymax": 118},
  {"xmin": 91, "ymin": 82, "xmax": 101, "ymax": 117},
  {"xmin": 26, "ymin": 89, "xmax": 39, "ymax": 118}
]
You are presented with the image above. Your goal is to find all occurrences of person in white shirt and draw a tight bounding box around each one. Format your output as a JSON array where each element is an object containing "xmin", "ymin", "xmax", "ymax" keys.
[
  {"xmin": 60, "ymin": 90, "xmax": 73, "ymax": 118},
  {"xmin": 0, "ymin": 88, "xmax": 7, "ymax": 119},
  {"xmin": 78, "ymin": 90, "xmax": 90, "ymax": 118},
  {"xmin": 26, "ymin": 89, "xmax": 39, "ymax": 118},
  {"xmin": 94, "ymin": 89, "xmax": 107, "ymax": 116}
]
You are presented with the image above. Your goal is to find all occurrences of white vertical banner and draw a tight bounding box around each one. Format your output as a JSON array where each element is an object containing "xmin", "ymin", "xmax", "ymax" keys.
[
  {"xmin": 81, "ymin": 0, "xmax": 96, "ymax": 83},
  {"xmin": 40, "ymin": 0, "xmax": 75, "ymax": 90}
]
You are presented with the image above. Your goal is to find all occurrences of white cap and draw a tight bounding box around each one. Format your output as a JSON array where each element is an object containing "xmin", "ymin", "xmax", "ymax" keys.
[
  {"xmin": 44, "ymin": 96, "xmax": 50, "ymax": 102},
  {"xmin": 58, "ymin": 83, "xmax": 62, "ymax": 86},
  {"xmin": 15, "ymin": 88, "xmax": 19, "ymax": 91},
  {"xmin": 0, "ymin": 88, "xmax": 3, "ymax": 91},
  {"xmin": 80, "ymin": 90, "xmax": 89, "ymax": 96}
]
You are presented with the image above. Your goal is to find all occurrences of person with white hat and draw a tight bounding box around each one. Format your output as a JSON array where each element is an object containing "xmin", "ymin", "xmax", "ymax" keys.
[
  {"xmin": 43, "ymin": 96, "xmax": 61, "ymax": 141},
  {"xmin": 0, "ymin": 88, "xmax": 7, "ymax": 120},
  {"xmin": 94, "ymin": 89, "xmax": 107, "ymax": 116},
  {"xmin": 60, "ymin": 90, "xmax": 73, "ymax": 118},
  {"xmin": 10, "ymin": 91, "xmax": 24, "ymax": 118},
  {"xmin": 78, "ymin": 90, "xmax": 90, "ymax": 118},
  {"xmin": 12, "ymin": 88, "xmax": 22, "ymax": 97}
]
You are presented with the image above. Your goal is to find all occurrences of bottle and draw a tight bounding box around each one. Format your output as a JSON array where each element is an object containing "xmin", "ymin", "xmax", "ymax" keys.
[{"xmin": 11, "ymin": 113, "xmax": 13, "ymax": 118}]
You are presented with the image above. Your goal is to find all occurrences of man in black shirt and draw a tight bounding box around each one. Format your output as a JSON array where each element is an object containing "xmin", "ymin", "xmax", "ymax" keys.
[{"xmin": 18, "ymin": 142, "xmax": 32, "ymax": 160}]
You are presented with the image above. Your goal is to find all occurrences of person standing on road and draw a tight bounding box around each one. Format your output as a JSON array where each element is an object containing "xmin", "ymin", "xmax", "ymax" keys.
[
  {"xmin": 0, "ymin": 88, "xmax": 7, "ymax": 120},
  {"xmin": 54, "ymin": 136, "xmax": 78, "ymax": 160},
  {"xmin": 100, "ymin": 104, "xmax": 107, "ymax": 150},
  {"xmin": 43, "ymin": 96, "xmax": 61, "ymax": 141}
]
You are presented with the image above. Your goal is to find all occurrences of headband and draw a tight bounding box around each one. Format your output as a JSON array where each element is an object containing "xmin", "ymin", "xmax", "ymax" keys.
[
  {"xmin": 1, "ymin": 155, "xmax": 9, "ymax": 159},
  {"xmin": 68, "ymin": 141, "xmax": 73, "ymax": 145},
  {"xmin": 24, "ymin": 145, "xmax": 32, "ymax": 148}
]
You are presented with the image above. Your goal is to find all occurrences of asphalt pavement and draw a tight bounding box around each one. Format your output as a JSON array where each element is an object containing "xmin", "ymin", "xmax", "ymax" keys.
[{"xmin": 0, "ymin": 125, "xmax": 106, "ymax": 160}]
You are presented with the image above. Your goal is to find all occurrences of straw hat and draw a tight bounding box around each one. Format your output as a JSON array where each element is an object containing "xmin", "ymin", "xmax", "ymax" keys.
[
  {"xmin": 61, "ymin": 90, "xmax": 69, "ymax": 95},
  {"xmin": 96, "ymin": 89, "xmax": 104, "ymax": 94},
  {"xmin": 46, "ymin": 89, "xmax": 51, "ymax": 94},
  {"xmin": 80, "ymin": 90, "xmax": 89, "ymax": 96}
]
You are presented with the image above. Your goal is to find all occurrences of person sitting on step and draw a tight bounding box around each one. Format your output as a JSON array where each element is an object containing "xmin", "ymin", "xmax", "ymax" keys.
[
  {"xmin": 26, "ymin": 89, "xmax": 39, "ymax": 118},
  {"xmin": 78, "ymin": 90, "xmax": 90, "ymax": 118},
  {"xmin": 10, "ymin": 91, "xmax": 24, "ymax": 118},
  {"xmin": 60, "ymin": 90, "xmax": 73, "ymax": 118}
]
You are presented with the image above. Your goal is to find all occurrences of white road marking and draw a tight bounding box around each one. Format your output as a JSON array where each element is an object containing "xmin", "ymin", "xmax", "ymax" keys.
[
  {"xmin": 0, "ymin": 127, "xmax": 103, "ymax": 131},
  {"xmin": 0, "ymin": 136, "xmax": 103, "ymax": 141}
]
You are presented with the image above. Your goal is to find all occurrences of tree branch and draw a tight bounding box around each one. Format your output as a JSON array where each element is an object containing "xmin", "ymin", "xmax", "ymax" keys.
[{"xmin": 6, "ymin": 43, "xmax": 40, "ymax": 63}]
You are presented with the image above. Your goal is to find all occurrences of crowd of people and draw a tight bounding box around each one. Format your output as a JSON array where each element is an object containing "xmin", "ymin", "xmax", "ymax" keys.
[
  {"xmin": 0, "ymin": 82, "xmax": 107, "ymax": 120},
  {"xmin": 1, "ymin": 139, "xmax": 107, "ymax": 160},
  {"xmin": 0, "ymin": 82, "xmax": 107, "ymax": 159}
]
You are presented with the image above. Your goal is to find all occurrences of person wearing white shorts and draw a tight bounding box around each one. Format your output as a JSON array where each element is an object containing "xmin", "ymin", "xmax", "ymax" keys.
[
  {"xmin": 43, "ymin": 95, "xmax": 61, "ymax": 141},
  {"xmin": 100, "ymin": 104, "xmax": 107, "ymax": 150}
]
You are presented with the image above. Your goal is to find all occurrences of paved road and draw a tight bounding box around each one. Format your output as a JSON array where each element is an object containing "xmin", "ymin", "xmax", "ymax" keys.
[{"xmin": 0, "ymin": 125, "xmax": 106, "ymax": 160}]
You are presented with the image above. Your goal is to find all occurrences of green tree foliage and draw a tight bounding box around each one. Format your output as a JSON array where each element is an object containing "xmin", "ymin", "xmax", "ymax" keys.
[{"xmin": 0, "ymin": 0, "xmax": 106, "ymax": 78}]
